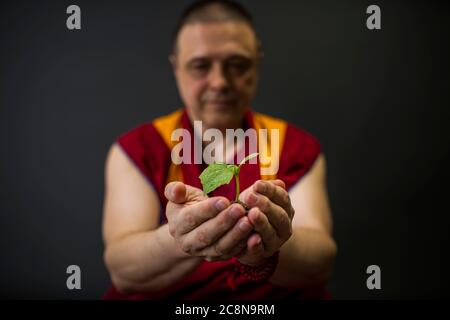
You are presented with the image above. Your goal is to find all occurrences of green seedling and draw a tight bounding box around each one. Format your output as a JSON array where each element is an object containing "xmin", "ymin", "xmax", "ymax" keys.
[{"xmin": 199, "ymin": 153, "xmax": 259, "ymax": 207}]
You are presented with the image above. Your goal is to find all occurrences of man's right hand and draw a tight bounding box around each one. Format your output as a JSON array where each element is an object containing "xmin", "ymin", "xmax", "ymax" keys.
[{"xmin": 164, "ymin": 182, "xmax": 253, "ymax": 261}]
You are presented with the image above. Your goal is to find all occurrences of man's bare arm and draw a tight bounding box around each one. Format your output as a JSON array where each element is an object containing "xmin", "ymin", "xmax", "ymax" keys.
[
  {"xmin": 270, "ymin": 154, "xmax": 337, "ymax": 287},
  {"xmin": 102, "ymin": 144, "xmax": 202, "ymax": 294}
]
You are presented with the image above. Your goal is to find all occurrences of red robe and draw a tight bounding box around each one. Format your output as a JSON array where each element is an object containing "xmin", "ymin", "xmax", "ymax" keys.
[{"xmin": 103, "ymin": 108, "xmax": 326, "ymax": 299}]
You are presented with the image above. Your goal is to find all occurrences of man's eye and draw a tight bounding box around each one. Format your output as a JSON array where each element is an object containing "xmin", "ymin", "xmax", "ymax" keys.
[
  {"xmin": 230, "ymin": 64, "xmax": 246, "ymax": 70},
  {"xmin": 227, "ymin": 61, "xmax": 251, "ymax": 74},
  {"xmin": 191, "ymin": 63, "xmax": 210, "ymax": 73},
  {"xmin": 194, "ymin": 64, "xmax": 208, "ymax": 70}
]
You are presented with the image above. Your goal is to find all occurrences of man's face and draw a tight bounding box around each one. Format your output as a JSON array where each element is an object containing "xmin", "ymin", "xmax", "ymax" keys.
[{"xmin": 171, "ymin": 21, "xmax": 260, "ymax": 131}]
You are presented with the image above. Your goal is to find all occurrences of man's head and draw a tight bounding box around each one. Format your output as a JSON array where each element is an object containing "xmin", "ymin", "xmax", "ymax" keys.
[{"xmin": 170, "ymin": 0, "xmax": 262, "ymax": 132}]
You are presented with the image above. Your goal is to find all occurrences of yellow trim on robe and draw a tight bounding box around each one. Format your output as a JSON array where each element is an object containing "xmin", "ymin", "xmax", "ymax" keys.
[
  {"xmin": 153, "ymin": 109, "xmax": 185, "ymax": 185},
  {"xmin": 252, "ymin": 112, "xmax": 287, "ymax": 180},
  {"xmin": 152, "ymin": 109, "xmax": 184, "ymax": 150}
]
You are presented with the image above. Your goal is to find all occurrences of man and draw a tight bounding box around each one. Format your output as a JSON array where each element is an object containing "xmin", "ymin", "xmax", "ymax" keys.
[{"xmin": 102, "ymin": 0, "xmax": 337, "ymax": 299}]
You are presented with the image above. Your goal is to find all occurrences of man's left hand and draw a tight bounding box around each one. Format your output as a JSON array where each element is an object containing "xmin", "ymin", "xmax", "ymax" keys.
[{"xmin": 237, "ymin": 179, "xmax": 294, "ymax": 266}]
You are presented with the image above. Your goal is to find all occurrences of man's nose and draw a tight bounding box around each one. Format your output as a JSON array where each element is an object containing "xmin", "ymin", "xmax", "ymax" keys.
[{"xmin": 208, "ymin": 63, "xmax": 229, "ymax": 90}]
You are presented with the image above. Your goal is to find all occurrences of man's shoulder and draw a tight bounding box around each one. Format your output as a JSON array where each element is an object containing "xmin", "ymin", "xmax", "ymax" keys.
[
  {"xmin": 252, "ymin": 112, "xmax": 322, "ymax": 188},
  {"xmin": 117, "ymin": 109, "xmax": 184, "ymax": 148},
  {"xmin": 112, "ymin": 111, "xmax": 184, "ymax": 201},
  {"xmin": 251, "ymin": 111, "xmax": 321, "ymax": 149}
]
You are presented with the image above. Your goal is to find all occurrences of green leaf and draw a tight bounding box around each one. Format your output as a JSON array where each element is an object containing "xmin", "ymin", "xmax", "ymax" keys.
[
  {"xmin": 239, "ymin": 152, "xmax": 259, "ymax": 167},
  {"xmin": 199, "ymin": 163, "xmax": 236, "ymax": 195}
]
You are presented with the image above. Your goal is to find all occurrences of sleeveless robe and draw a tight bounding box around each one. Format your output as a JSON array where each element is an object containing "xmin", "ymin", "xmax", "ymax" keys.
[{"xmin": 103, "ymin": 108, "xmax": 326, "ymax": 299}]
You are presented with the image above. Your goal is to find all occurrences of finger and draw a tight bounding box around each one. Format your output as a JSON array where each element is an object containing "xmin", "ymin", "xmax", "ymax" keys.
[
  {"xmin": 247, "ymin": 233, "xmax": 262, "ymax": 250},
  {"xmin": 204, "ymin": 237, "xmax": 248, "ymax": 262},
  {"xmin": 223, "ymin": 238, "xmax": 249, "ymax": 259},
  {"xmin": 244, "ymin": 191, "xmax": 292, "ymax": 239},
  {"xmin": 164, "ymin": 182, "xmax": 205, "ymax": 204},
  {"xmin": 182, "ymin": 203, "xmax": 246, "ymax": 253},
  {"xmin": 199, "ymin": 215, "xmax": 253, "ymax": 258},
  {"xmin": 272, "ymin": 179, "xmax": 286, "ymax": 189},
  {"xmin": 248, "ymin": 234, "xmax": 264, "ymax": 256},
  {"xmin": 237, "ymin": 233, "xmax": 265, "ymax": 265},
  {"xmin": 203, "ymin": 238, "xmax": 249, "ymax": 262},
  {"xmin": 237, "ymin": 188, "xmax": 249, "ymax": 205},
  {"xmin": 252, "ymin": 180, "xmax": 294, "ymax": 219},
  {"xmin": 247, "ymin": 207, "xmax": 279, "ymax": 253},
  {"xmin": 164, "ymin": 182, "xmax": 186, "ymax": 203},
  {"xmin": 234, "ymin": 239, "xmax": 250, "ymax": 256},
  {"xmin": 176, "ymin": 196, "xmax": 231, "ymax": 235}
]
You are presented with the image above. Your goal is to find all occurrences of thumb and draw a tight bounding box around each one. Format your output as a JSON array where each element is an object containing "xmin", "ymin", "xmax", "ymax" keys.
[
  {"xmin": 165, "ymin": 181, "xmax": 204, "ymax": 204},
  {"xmin": 238, "ymin": 184, "xmax": 253, "ymax": 204},
  {"xmin": 165, "ymin": 182, "xmax": 186, "ymax": 203},
  {"xmin": 271, "ymin": 179, "xmax": 286, "ymax": 189}
]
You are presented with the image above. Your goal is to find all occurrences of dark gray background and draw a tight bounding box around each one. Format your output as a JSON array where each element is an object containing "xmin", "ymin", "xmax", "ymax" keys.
[{"xmin": 1, "ymin": 0, "xmax": 449, "ymax": 299}]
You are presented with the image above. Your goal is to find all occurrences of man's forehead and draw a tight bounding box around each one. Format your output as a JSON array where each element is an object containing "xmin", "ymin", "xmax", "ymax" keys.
[{"xmin": 177, "ymin": 21, "xmax": 257, "ymax": 60}]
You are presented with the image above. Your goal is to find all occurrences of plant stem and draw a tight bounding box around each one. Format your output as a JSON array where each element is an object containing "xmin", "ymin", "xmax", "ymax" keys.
[{"xmin": 234, "ymin": 173, "xmax": 240, "ymax": 202}]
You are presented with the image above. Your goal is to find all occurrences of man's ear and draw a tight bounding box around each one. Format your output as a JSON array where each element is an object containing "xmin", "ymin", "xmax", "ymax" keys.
[
  {"xmin": 256, "ymin": 50, "xmax": 264, "ymax": 62},
  {"xmin": 253, "ymin": 40, "xmax": 264, "ymax": 68},
  {"xmin": 169, "ymin": 54, "xmax": 177, "ymax": 70},
  {"xmin": 256, "ymin": 40, "xmax": 264, "ymax": 60},
  {"xmin": 255, "ymin": 50, "xmax": 264, "ymax": 68}
]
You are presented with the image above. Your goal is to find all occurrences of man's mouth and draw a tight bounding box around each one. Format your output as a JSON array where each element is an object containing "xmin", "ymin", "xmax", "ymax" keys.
[{"xmin": 208, "ymin": 99, "xmax": 236, "ymax": 108}]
